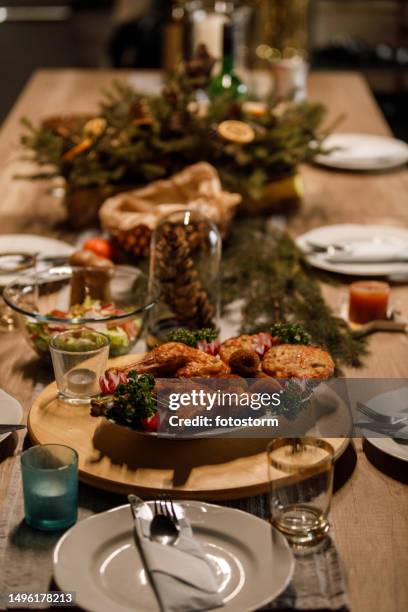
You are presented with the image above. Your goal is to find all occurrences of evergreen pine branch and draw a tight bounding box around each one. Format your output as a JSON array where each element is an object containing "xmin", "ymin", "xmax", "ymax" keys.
[
  {"xmin": 18, "ymin": 73, "xmax": 330, "ymax": 191},
  {"xmin": 221, "ymin": 221, "xmax": 368, "ymax": 371}
]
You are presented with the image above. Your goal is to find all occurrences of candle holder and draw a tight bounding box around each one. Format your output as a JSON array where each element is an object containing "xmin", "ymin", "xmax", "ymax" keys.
[
  {"xmin": 21, "ymin": 444, "xmax": 78, "ymax": 531},
  {"xmin": 50, "ymin": 329, "xmax": 109, "ymax": 404},
  {"xmin": 348, "ymin": 281, "xmax": 390, "ymax": 324},
  {"xmin": 147, "ymin": 210, "xmax": 221, "ymax": 348},
  {"xmin": 186, "ymin": 1, "xmax": 251, "ymax": 71}
]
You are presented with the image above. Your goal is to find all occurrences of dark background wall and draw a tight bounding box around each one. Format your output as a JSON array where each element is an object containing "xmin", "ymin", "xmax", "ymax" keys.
[{"xmin": 0, "ymin": 0, "xmax": 407, "ymax": 139}]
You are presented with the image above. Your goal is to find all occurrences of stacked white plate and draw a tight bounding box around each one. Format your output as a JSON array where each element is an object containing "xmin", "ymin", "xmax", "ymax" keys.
[
  {"xmin": 362, "ymin": 389, "xmax": 408, "ymax": 462},
  {"xmin": 314, "ymin": 133, "xmax": 408, "ymax": 171},
  {"xmin": 296, "ymin": 224, "xmax": 408, "ymax": 277},
  {"xmin": 0, "ymin": 389, "xmax": 23, "ymax": 444},
  {"xmin": 0, "ymin": 235, "xmax": 73, "ymax": 285}
]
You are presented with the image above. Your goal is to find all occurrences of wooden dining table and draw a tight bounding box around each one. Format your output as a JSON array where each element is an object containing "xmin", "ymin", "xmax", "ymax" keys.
[{"xmin": 0, "ymin": 70, "xmax": 407, "ymax": 612}]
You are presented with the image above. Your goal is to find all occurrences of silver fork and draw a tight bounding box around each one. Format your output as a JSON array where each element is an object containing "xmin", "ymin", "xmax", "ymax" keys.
[
  {"xmin": 355, "ymin": 421, "xmax": 408, "ymax": 432},
  {"xmin": 356, "ymin": 401, "xmax": 408, "ymax": 425},
  {"xmin": 150, "ymin": 496, "xmax": 180, "ymax": 546}
]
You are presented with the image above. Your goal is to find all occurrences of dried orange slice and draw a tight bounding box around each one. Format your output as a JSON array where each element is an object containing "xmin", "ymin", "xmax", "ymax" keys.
[
  {"xmin": 62, "ymin": 138, "xmax": 93, "ymax": 162},
  {"xmin": 242, "ymin": 101, "xmax": 268, "ymax": 118},
  {"xmin": 217, "ymin": 120, "xmax": 255, "ymax": 144},
  {"xmin": 84, "ymin": 117, "xmax": 107, "ymax": 138}
]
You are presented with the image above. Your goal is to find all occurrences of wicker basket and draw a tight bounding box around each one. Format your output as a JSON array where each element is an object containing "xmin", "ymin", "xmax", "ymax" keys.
[{"xmin": 98, "ymin": 163, "xmax": 241, "ymax": 258}]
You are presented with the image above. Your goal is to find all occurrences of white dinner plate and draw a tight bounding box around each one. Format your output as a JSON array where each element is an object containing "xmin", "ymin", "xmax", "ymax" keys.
[
  {"xmin": 363, "ymin": 388, "xmax": 408, "ymax": 462},
  {"xmin": 315, "ymin": 133, "xmax": 408, "ymax": 171},
  {"xmin": 0, "ymin": 388, "xmax": 23, "ymax": 444},
  {"xmin": 296, "ymin": 224, "xmax": 408, "ymax": 276},
  {"xmin": 54, "ymin": 501, "xmax": 294, "ymax": 612},
  {"xmin": 0, "ymin": 234, "xmax": 73, "ymax": 285}
]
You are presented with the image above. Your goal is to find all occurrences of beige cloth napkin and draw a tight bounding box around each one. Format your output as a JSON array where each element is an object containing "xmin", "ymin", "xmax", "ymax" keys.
[{"xmin": 137, "ymin": 512, "xmax": 223, "ymax": 612}]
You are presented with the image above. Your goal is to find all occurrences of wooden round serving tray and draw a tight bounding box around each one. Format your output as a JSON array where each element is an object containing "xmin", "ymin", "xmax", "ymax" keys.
[{"xmin": 28, "ymin": 355, "xmax": 349, "ymax": 501}]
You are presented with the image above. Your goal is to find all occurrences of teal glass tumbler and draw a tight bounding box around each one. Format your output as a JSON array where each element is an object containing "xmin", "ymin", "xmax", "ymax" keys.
[{"xmin": 21, "ymin": 444, "xmax": 78, "ymax": 531}]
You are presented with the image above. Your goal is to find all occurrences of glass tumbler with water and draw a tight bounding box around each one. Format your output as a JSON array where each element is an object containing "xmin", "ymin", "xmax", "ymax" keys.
[
  {"xmin": 267, "ymin": 438, "xmax": 334, "ymax": 547},
  {"xmin": 50, "ymin": 328, "xmax": 109, "ymax": 404}
]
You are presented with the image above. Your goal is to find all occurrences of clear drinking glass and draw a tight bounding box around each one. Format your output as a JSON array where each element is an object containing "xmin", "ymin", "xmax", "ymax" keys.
[
  {"xmin": 0, "ymin": 252, "xmax": 36, "ymax": 332},
  {"xmin": 50, "ymin": 329, "xmax": 109, "ymax": 404},
  {"xmin": 267, "ymin": 437, "xmax": 334, "ymax": 548},
  {"xmin": 21, "ymin": 444, "xmax": 78, "ymax": 531}
]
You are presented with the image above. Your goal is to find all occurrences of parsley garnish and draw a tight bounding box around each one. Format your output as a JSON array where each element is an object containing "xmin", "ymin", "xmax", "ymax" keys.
[
  {"xmin": 270, "ymin": 323, "xmax": 311, "ymax": 345},
  {"xmin": 167, "ymin": 327, "xmax": 218, "ymax": 347},
  {"xmin": 105, "ymin": 371, "xmax": 157, "ymax": 429}
]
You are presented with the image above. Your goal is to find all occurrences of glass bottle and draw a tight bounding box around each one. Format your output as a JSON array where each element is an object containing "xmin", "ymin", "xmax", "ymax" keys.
[
  {"xmin": 208, "ymin": 20, "xmax": 248, "ymax": 100},
  {"xmin": 147, "ymin": 210, "xmax": 221, "ymax": 348}
]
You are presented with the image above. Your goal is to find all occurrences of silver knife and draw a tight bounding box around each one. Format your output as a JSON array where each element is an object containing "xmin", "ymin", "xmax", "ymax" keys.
[
  {"xmin": 305, "ymin": 241, "xmax": 349, "ymax": 253},
  {"xmin": 354, "ymin": 421, "xmax": 406, "ymax": 430},
  {"xmin": 326, "ymin": 251, "xmax": 408, "ymax": 264},
  {"xmin": 128, "ymin": 494, "xmax": 165, "ymax": 612},
  {"xmin": 0, "ymin": 424, "xmax": 26, "ymax": 434}
]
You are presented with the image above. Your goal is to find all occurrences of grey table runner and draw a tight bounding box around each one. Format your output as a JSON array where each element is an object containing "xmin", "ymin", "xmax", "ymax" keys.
[
  {"xmin": 0, "ymin": 461, "xmax": 349, "ymax": 612},
  {"xmin": 0, "ymin": 381, "xmax": 349, "ymax": 611}
]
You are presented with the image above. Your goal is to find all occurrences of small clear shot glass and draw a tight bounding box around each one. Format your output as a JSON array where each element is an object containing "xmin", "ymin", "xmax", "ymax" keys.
[
  {"xmin": 20, "ymin": 444, "xmax": 78, "ymax": 531},
  {"xmin": 267, "ymin": 438, "xmax": 334, "ymax": 549},
  {"xmin": 50, "ymin": 329, "xmax": 109, "ymax": 404}
]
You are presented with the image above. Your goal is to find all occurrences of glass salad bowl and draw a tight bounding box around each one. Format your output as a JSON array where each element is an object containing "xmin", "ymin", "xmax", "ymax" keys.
[{"xmin": 3, "ymin": 265, "xmax": 157, "ymax": 360}]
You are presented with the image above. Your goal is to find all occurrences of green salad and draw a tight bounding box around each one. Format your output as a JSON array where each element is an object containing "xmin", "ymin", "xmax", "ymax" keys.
[{"xmin": 26, "ymin": 296, "xmax": 140, "ymax": 358}]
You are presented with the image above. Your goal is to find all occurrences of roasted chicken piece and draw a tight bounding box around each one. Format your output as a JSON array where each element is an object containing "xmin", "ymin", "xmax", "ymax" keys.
[
  {"xmin": 219, "ymin": 333, "xmax": 277, "ymax": 376},
  {"xmin": 176, "ymin": 357, "xmax": 229, "ymax": 378},
  {"xmin": 102, "ymin": 342, "xmax": 229, "ymax": 390},
  {"xmin": 262, "ymin": 344, "xmax": 335, "ymax": 379},
  {"xmin": 219, "ymin": 335, "xmax": 255, "ymax": 364},
  {"xmin": 228, "ymin": 349, "xmax": 260, "ymax": 377}
]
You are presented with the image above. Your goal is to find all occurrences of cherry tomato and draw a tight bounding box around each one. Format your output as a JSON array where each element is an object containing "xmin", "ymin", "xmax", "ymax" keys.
[
  {"xmin": 83, "ymin": 237, "xmax": 114, "ymax": 261},
  {"xmin": 50, "ymin": 309, "xmax": 68, "ymax": 318},
  {"xmin": 141, "ymin": 413, "xmax": 158, "ymax": 432}
]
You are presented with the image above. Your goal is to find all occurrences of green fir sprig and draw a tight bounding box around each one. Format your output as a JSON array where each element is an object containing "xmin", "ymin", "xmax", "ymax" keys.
[{"xmin": 221, "ymin": 220, "xmax": 368, "ymax": 371}]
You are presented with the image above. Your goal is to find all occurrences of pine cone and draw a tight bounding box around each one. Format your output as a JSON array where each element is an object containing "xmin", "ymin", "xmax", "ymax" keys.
[
  {"xmin": 42, "ymin": 114, "xmax": 89, "ymax": 138},
  {"xmin": 129, "ymin": 99, "xmax": 154, "ymax": 126},
  {"xmin": 167, "ymin": 111, "xmax": 185, "ymax": 134},
  {"xmin": 115, "ymin": 226, "xmax": 151, "ymax": 258},
  {"xmin": 156, "ymin": 222, "xmax": 216, "ymax": 328},
  {"xmin": 184, "ymin": 44, "xmax": 216, "ymax": 90},
  {"xmin": 162, "ymin": 83, "xmax": 181, "ymax": 107}
]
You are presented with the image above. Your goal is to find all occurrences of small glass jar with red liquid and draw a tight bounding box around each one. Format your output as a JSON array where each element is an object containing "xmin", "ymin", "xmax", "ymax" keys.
[{"xmin": 348, "ymin": 281, "xmax": 390, "ymax": 324}]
